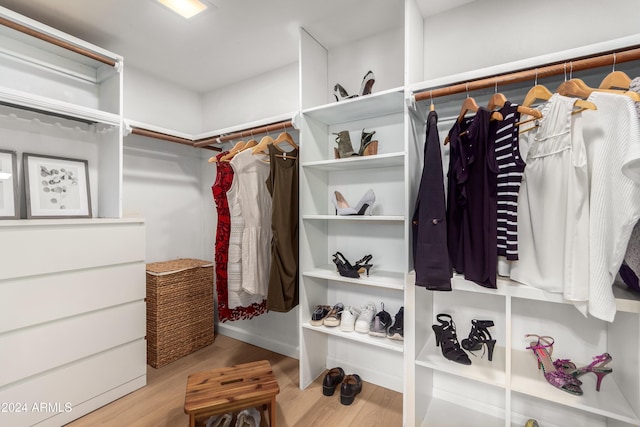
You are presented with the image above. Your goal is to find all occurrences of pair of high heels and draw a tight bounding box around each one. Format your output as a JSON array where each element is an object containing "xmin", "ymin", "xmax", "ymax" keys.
[
  {"xmin": 333, "ymin": 129, "xmax": 378, "ymax": 159},
  {"xmin": 525, "ymin": 334, "xmax": 613, "ymax": 395},
  {"xmin": 432, "ymin": 314, "xmax": 496, "ymax": 365},
  {"xmin": 333, "ymin": 70, "xmax": 375, "ymax": 101},
  {"xmin": 332, "ymin": 252, "xmax": 373, "ymax": 278},
  {"xmin": 331, "ymin": 189, "xmax": 375, "ymax": 216}
]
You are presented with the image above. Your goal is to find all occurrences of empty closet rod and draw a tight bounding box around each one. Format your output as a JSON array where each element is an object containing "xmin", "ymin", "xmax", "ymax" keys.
[
  {"xmin": 131, "ymin": 127, "xmax": 222, "ymax": 151},
  {"xmin": 0, "ymin": 16, "xmax": 117, "ymax": 67},
  {"xmin": 193, "ymin": 119, "xmax": 295, "ymax": 148},
  {"xmin": 414, "ymin": 46, "xmax": 640, "ymax": 102}
]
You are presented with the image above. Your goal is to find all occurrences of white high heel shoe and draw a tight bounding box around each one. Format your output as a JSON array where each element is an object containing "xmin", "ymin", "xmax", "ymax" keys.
[{"xmin": 331, "ymin": 189, "xmax": 375, "ymax": 216}]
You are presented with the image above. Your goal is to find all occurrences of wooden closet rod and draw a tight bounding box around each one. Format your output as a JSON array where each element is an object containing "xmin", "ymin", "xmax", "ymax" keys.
[
  {"xmin": 193, "ymin": 119, "xmax": 295, "ymax": 148},
  {"xmin": 0, "ymin": 16, "xmax": 117, "ymax": 67},
  {"xmin": 131, "ymin": 127, "xmax": 222, "ymax": 151},
  {"xmin": 414, "ymin": 46, "xmax": 640, "ymax": 102}
]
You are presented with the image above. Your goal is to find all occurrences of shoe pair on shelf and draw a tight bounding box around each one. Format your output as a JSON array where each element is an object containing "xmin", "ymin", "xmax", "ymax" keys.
[
  {"xmin": 525, "ymin": 334, "xmax": 613, "ymax": 396},
  {"xmin": 310, "ymin": 302, "xmax": 344, "ymax": 327},
  {"xmin": 332, "ymin": 252, "xmax": 374, "ymax": 278},
  {"xmin": 205, "ymin": 407, "xmax": 260, "ymax": 427},
  {"xmin": 333, "ymin": 129, "xmax": 378, "ymax": 159},
  {"xmin": 333, "ymin": 70, "xmax": 375, "ymax": 102},
  {"xmin": 356, "ymin": 302, "xmax": 404, "ymax": 341},
  {"xmin": 322, "ymin": 367, "xmax": 363, "ymax": 405},
  {"xmin": 432, "ymin": 314, "xmax": 496, "ymax": 365}
]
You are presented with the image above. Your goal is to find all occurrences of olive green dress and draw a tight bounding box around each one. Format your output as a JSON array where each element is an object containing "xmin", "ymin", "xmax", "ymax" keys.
[{"xmin": 265, "ymin": 144, "xmax": 299, "ymax": 312}]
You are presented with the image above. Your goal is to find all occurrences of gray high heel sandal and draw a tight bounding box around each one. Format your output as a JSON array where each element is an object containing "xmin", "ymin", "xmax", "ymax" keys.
[{"xmin": 333, "ymin": 130, "xmax": 357, "ymax": 158}]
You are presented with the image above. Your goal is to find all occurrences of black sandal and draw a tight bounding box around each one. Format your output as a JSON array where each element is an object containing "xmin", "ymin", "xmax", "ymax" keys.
[
  {"xmin": 461, "ymin": 319, "xmax": 496, "ymax": 361},
  {"xmin": 432, "ymin": 313, "xmax": 471, "ymax": 365}
]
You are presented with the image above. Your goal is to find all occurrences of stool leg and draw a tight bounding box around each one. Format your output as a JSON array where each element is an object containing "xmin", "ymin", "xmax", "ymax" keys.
[
  {"xmin": 189, "ymin": 414, "xmax": 195, "ymax": 427},
  {"xmin": 269, "ymin": 397, "xmax": 277, "ymax": 427}
]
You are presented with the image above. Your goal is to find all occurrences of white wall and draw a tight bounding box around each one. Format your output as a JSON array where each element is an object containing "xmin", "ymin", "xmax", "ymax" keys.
[
  {"xmin": 423, "ymin": 0, "xmax": 640, "ymax": 80},
  {"xmin": 201, "ymin": 62, "xmax": 298, "ymax": 130},
  {"xmin": 122, "ymin": 134, "xmax": 208, "ymax": 264},
  {"xmin": 123, "ymin": 66, "xmax": 202, "ymax": 134}
]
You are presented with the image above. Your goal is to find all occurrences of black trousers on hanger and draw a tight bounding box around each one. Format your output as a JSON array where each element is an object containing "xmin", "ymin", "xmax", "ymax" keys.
[{"xmin": 412, "ymin": 110, "xmax": 452, "ymax": 290}]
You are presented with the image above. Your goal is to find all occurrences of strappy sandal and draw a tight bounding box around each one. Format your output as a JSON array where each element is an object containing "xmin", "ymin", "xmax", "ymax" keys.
[{"xmin": 432, "ymin": 313, "xmax": 471, "ymax": 365}]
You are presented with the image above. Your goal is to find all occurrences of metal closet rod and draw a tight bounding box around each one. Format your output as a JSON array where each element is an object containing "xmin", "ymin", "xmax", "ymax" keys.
[
  {"xmin": 131, "ymin": 127, "xmax": 222, "ymax": 151},
  {"xmin": 414, "ymin": 46, "xmax": 640, "ymax": 102},
  {"xmin": 193, "ymin": 119, "xmax": 295, "ymax": 147},
  {"xmin": 0, "ymin": 16, "xmax": 117, "ymax": 67}
]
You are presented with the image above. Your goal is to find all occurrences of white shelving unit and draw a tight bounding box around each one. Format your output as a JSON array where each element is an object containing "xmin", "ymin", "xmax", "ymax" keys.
[{"xmin": 298, "ymin": 18, "xmax": 407, "ymax": 393}]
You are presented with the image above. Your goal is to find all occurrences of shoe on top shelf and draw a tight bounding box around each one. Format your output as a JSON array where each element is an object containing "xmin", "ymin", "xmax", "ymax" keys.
[
  {"xmin": 310, "ymin": 305, "xmax": 331, "ymax": 326},
  {"xmin": 354, "ymin": 302, "xmax": 377, "ymax": 334},
  {"xmin": 369, "ymin": 302, "xmax": 392, "ymax": 338},
  {"xmin": 339, "ymin": 306, "xmax": 361, "ymax": 332},
  {"xmin": 387, "ymin": 306, "xmax": 404, "ymax": 341}
]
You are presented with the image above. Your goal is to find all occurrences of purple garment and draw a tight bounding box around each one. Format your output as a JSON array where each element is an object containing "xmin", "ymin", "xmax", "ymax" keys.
[
  {"xmin": 446, "ymin": 108, "xmax": 499, "ymax": 288},
  {"xmin": 412, "ymin": 110, "xmax": 452, "ymax": 290}
]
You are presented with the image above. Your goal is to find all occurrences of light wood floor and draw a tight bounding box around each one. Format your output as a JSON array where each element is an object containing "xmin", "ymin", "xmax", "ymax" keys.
[{"xmin": 65, "ymin": 334, "xmax": 403, "ymax": 427}]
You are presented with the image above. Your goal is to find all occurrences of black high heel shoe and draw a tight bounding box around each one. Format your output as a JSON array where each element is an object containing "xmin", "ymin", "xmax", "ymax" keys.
[
  {"xmin": 358, "ymin": 129, "xmax": 376, "ymax": 156},
  {"xmin": 359, "ymin": 70, "xmax": 375, "ymax": 96},
  {"xmin": 354, "ymin": 254, "xmax": 373, "ymax": 276},
  {"xmin": 461, "ymin": 319, "xmax": 496, "ymax": 362},
  {"xmin": 333, "ymin": 252, "xmax": 360, "ymax": 278},
  {"xmin": 432, "ymin": 313, "xmax": 471, "ymax": 365},
  {"xmin": 334, "ymin": 83, "xmax": 358, "ymax": 102}
]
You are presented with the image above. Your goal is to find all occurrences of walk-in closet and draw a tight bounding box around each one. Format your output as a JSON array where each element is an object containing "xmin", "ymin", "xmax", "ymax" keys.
[{"xmin": 0, "ymin": 1, "xmax": 639, "ymax": 426}]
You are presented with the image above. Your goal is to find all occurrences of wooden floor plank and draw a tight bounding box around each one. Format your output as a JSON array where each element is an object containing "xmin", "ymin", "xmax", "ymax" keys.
[{"xmin": 65, "ymin": 334, "xmax": 402, "ymax": 427}]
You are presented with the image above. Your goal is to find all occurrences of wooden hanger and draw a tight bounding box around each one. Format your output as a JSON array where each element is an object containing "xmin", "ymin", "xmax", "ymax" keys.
[
  {"xmin": 220, "ymin": 140, "xmax": 247, "ymax": 162},
  {"xmin": 555, "ymin": 79, "xmax": 598, "ymax": 112},
  {"xmin": 489, "ymin": 92, "xmax": 543, "ymax": 120},
  {"xmin": 273, "ymin": 131, "xmax": 299, "ymax": 150},
  {"xmin": 444, "ymin": 97, "xmax": 503, "ymax": 145},
  {"xmin": 599, "ymin": 70, "xmax": 632, "ymax": 90},
  {"xmin": 522, "ymin": 84, "xmax": 553, "ymax": 107},
  {"xmin": 251, "ymin": 135, "xmax": 274, "ymax": 155}
]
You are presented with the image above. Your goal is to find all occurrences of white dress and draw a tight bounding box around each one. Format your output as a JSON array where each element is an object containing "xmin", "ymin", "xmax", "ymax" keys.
[
  {"xmin": 226, "ymin": 166, "xmax": 264, "ymax": 308},
  {"xmin": 230, "ymin": 149, "xmax": 272, "ymax": 297},
  {"xmin": 583, "ymin": 92, "xmax": 640, "ymax": 322},
  {"xmin": 511, "ymin": 94, "xmax": 590, "ymax": 304}
]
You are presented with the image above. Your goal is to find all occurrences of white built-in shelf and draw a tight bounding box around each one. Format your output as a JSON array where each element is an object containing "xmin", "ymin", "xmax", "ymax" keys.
[
  {"xmin": 408, "ymin": 272, "xmax": 640, "ymax": 315},
  {"xmin": 302, "ymin": 322, "xmax": 404, "ymax": 353},
  {"xmin": 0, "ymin": 87, "xmax": 120, "ymax": 126},
  {"xmin": 511, "ymin": 349, "xmax": 640, "ymax": 425},
  {"xmin": 303, "ymin": 87, "xmax": 405, "ymax": 125},
  {"xmin": 302, "ymin": 264, "xmax": 404, "ymax": 290},
  {"xmin": 303, "ymin": 214, "xmax": 404, "ymax": 222},
  {"xmin": 0, "ymin": 218, "xmax": 144, "ymax": 227},
  {"xmin": 301, "ymin": 152, "xmax": 405, "ymax": 170},
  {"xmin": 419, "ymin": 398, "xmax": 505, "ymax": 427},
  {"xmin": 416, "ymin": 335, "xmax": 506, "ymax": 388}
]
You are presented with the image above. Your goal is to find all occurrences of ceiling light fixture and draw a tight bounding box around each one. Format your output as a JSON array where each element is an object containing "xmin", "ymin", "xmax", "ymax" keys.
[{"xmin": 157, "ymin": 0, "xmax": 208, "ymax": 19}]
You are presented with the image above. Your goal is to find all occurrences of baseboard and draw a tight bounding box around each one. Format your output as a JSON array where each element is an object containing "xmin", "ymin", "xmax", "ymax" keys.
[
  {"xmin": 326, "ymin": 355, "xmax": 403, "ymax": 393},
  {"xmin": 216, "ymin": 323, "xmax": 299, "ymax": 360}
]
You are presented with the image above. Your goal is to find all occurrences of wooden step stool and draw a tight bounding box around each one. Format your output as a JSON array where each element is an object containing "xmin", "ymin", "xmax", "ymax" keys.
[{"xmin": 184, "ymin": 360, "xmax": 280, "ymax": 427}]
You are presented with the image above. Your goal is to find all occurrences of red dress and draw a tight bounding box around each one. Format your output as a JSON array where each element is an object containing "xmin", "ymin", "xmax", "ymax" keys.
[{"xmin": 213, "ymin": 152, "xmax": 267, "ymax": 321}]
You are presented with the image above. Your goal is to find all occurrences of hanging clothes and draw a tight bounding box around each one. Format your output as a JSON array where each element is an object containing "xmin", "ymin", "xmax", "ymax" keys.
[
  {"xmin": 511, "ymin": 94, "xmax": 589, "ymax": 305},
  {"xmin": 212, "ymin": 151, "xmax": 267, "ymax": 321},
  {"xmin": 230, "ymin": 149, "xmax": 273, "ymax": 296},
  {"xmin": 446, "ymin": 108, "xmax": 499, "ymax": 289},
  {"xmin": 265, "ymin": 144, "xmax": 299, "ymax": 312},
  {"xmin": 494, "ymin": 101, "xmax": 525, "ymax": 276},
  {"xmin": 583, "ymin": 91, "xmax": 640, "ymax": 322},
  {"xmin": 412, "ymin": 110, "xmax": 452, "ymax": 290}
]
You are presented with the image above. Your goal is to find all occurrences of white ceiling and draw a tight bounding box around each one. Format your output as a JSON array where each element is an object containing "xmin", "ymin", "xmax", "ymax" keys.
[{"xmin": 0, "ymin": 0, "xmax": 473, "ymax": 93}]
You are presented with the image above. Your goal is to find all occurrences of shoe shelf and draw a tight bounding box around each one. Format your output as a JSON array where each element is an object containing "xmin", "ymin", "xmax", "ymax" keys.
[
  {"xmin": 301, "ymin": 151, "xmax": 405, "ymax": 171},
  {"xmin": 301, "ymin": 322, "xmax": 404, "ymax": 353},
  {"xmin": 302, "ymin": 264, "xmax": 404, "ymax": 290},
  {"xmin": 302, "ymin": 87, "xmax": 405, "ymax": 126},
  {"xmin": 418, "ymin": 398, "xmax": 505, "ymax": 427},
  {"xmin": 511, "ymin": 349, "xmax": 640, "ymax": 425},
  {"xmin": 415, "ymin": 335, "xmax": 507, "ymax": 388},
  {"xmin": 302, "ymin": 214, "xmax": 404, "ymax": 222}
]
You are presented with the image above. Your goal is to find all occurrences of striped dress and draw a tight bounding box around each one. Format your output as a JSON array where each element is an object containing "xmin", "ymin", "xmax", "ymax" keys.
[{"xmin": 494, "ymin": 101, "xmax": 524, "ymax": 261}]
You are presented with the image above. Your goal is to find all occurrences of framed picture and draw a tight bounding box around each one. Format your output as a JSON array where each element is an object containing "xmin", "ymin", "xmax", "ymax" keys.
[
  {"xmin": 0, "ymin": 149, "xmax": 18, "ymax": 219},
  {"xmin": 24, "ymin": 153, "xmax": 92, "ymax": 219}
]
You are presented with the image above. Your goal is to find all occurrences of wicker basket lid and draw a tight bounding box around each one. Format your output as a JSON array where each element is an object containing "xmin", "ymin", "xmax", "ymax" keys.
[{"xmin": 146, "ymin": 258, "xmax": 213, "ymax": 276}]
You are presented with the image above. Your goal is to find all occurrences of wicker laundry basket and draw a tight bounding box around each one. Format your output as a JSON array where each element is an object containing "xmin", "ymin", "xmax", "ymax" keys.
[{"xmin": 146, "ymin": 258, "xmax": 214, "ymax": 368}]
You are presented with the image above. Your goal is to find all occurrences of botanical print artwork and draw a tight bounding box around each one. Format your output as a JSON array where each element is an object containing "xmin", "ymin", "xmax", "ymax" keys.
[{"xmin": 37, "ymin": 163, "xmax": 81, "ymax": 210}]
